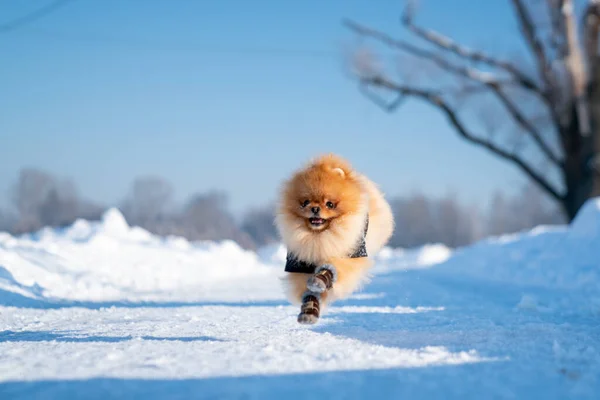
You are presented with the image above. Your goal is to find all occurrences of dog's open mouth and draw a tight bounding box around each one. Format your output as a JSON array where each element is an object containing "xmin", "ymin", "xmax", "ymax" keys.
[{"xmin": 308, "ymin": 217, "xmax": 326, "ymax": 227}]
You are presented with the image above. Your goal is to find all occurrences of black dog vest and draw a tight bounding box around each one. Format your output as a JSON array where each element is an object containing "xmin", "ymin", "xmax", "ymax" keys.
[{"xmin": 284, "ymin": 215, "xmax": 369, "ymax": 274}]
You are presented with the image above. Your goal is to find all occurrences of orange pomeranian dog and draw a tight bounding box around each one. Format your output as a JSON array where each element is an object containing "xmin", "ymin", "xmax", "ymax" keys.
[{"xmin": 275, "ymin": 153, "xmax": 394, "ymax": 324}]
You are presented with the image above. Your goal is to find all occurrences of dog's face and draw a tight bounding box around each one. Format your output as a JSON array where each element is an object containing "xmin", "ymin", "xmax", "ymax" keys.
[
  {"xmin": 280, "ymin": 165, "xmax": 363, "ymax": 234},
  {"xmin": 297, "ymin": 194, "xmax": 340, "ymax": 232}
]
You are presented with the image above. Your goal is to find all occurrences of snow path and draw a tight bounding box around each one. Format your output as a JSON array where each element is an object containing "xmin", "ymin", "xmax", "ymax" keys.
[
  {"xmin": 0, "ymin": 303, "xmax": 483, "ymax": 382},
  {"xmin": 1, "ymin": 268, "xmax": 598, "ymax": 399},
  {"xmin": 1, "ymin": 204, "xmax": 600, "ymax": 398}
]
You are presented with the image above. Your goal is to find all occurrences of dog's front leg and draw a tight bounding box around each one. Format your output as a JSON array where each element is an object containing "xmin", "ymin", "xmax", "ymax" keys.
[
  {"xmin": 297, "ymin": 290, "xmax": 322, "ymax": 325},
  {"xmin": 297, "ymin": 265, "xmax": 336, "ymax": 325},
  {"xmin": 315, "ymin": 257, "xmax": 372, "ymax": 300},
  {"xmin": 306, "ymin": 264, "xmax": 337, "ymax": 293}
]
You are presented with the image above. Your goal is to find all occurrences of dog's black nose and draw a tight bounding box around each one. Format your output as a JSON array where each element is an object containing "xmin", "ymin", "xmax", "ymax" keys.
[{"xmin": 311, "ymin": 206, "xmax": 320, "ymax": 214}]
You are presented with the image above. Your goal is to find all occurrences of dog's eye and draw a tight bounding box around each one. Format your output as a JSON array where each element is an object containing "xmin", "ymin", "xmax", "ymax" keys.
[
  {"xmin": 326, "ymin": 201, "xmax": 335, "ymax": 209},
  {"xmin": 301, "ymin": 200, "xmax": 310, "ymax": 208}
]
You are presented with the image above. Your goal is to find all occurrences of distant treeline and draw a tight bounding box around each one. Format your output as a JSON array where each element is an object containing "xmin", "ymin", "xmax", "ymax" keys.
[{"xmin": 0, "ymin": 168, "xmax": 566, "ymax": 250}]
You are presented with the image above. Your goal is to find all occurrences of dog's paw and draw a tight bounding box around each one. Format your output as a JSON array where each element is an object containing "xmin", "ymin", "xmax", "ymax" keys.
[
  {"xmin": 307, "ymin": 264, "xmax": 336, "ymax": 293},
  {"xmin": 297, "ymin": 312, "xmax": 319, "ymax": 325},
  {"xmin": 307, "ymin": 274, "xmax": 327, "ymax": 293},
  {"xmin": 298, "ymin": 292, "xmax": 320, "ymax": 324}
]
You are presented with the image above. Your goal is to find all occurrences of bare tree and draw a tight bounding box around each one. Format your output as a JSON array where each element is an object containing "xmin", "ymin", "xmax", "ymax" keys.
[
  {"xmin": 241, "ymin": 205, "xmax": 278, "ymax": 247},
  {"xmin": 9, "ymin": 167, "xmax": 105, "ymax": 233},
  {"xmin": 389, "ymin": 192, "xmax": 482, "ymax": 248},
  {"xmin": 11, "ymin": 168, "xmax": 54, "ymax": 229},
  {"xmin": 11, "ymin": 168, "xmax": 57, "ymax": 232},
  {"xmin": 344, "ymin": 0, "xmax": 600, "ymax": 221},
  {"xmin": 389, "ymin": 194, "xmax": 436, "ymax": 248},
  {"xmin": 486, "ymin": 181, "xmax": 566, "ymax": 236},
  {"xmin": 178, "ymin": 191, "xmax": 255, "ymax": 249},
  {"xmin": 486, "ymin": 192, "xmax": 514, "ymax": 237},
  {"xmin": 38, "ymin": 185, "xmax": 79, "ymax": 227},
  {"xmin": 121, "ymin": 176, "xmax": 173, "ymax": 227},
  {"xmin": 433, "ymin": 194, "xmax": 481, "ymax": 247},
  {"xmin": 513, "ymin": 180, "xmax": 567, "ymax": 227}
]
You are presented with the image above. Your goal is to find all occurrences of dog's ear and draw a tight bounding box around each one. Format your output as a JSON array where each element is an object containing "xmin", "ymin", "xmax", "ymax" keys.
[{"xmin": 332, "ymin": 167, "xmax": 346, "ymax": 178}]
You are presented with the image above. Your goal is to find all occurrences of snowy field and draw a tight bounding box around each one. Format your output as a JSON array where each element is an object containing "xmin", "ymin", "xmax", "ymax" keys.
[{"xmin": 0, "ymin": 200, "xmax": 599, "ymax": 399}]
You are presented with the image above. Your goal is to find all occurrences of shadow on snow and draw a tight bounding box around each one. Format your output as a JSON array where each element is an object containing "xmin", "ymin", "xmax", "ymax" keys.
[
  {"xmin": 0, "ymin": 330, "xmax": 225, "ymax": 343},
  {"xmin": 0, "ymin": 363, "xmax": 585, "ymax": 400}
]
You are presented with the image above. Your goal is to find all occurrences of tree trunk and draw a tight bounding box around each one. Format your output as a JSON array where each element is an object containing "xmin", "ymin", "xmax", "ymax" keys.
[
  {"xmin": 563, "ymin": 148, "xmax": 594, "ymax": 220},
  {"xmin": 587, "ymin": 60, "xmax": 600, "ymax": 200},
  {"xmin": 563, "ymin": 61, "xmax": 600, "ymax": 221}
]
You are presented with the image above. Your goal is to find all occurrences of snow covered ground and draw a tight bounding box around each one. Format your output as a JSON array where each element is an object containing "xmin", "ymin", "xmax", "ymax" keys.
[{"xmin": 0, "ymin": 200, "xmax": 599, "ymax": 399}]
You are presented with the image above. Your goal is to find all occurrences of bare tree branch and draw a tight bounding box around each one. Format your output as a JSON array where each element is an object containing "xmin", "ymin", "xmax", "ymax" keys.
[
  {"xmin": 583, "ymin": 1, "xmax": 600, "ymax": 189},
  {"xmin": 547, "ymin": 0, "xmax": 568, "ymax": 59},
  {"xmin": 359, "ymin": 82, "xmax": 406, "ymax": 112},
  {"xmin": 512, "ymin": 0, "xmax": 590, "ymax": 136},
  {"xmin": 402, "ymin": 0, "xmax": 563, "ymax": 134},
  {"xmin": 359, "ymin": 76, "xmax": 564, "ymax": 201},
  {"xmin": 511, "ymin": 0, "xmax": 556, "ymax": 90},
  {"xmin": 562, "ymin": 0, "xmax": 591, "ymax": 135},
  {"xmin": 400, "ymin": 1, "xmax": 540, "ymax": 93},
  {"xmin": 584, "ymin": 1, "xmax": 600, "ymax": 73},
  {"xmin": 562, "ymin": 0, "xmax": 588, "ymax": 90},
  {"xmin": 490, "ymin": 84, "xmax": 564, "ymax": 165},
  {"xmin": 345, "ymin": 19, "xmax": 563, "ymax": 166},
  {"xmin": 511, "ymin": 0, "xmax": 570, "ymax": 136},
  {"xmin": 345, "ymin": 19, "xmax": 511, "ymax": 86}
]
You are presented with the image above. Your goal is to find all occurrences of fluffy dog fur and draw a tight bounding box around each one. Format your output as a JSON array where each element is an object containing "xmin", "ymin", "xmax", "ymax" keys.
[{"xmin": 275, "ymin": 153, "xmax": 394, "ymax": 313}]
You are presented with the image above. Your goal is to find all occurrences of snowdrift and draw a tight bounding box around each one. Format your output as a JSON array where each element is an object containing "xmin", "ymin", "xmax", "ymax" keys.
[
  {"xmin": 428, "ymin": 198, "xmax": 600, "ymax": 314},
  {"xmin": 0, "ymin": 208, "xmax": 450, "ymax": 305},
  {"xmin": 0, "ymin": 197, "xmax": 599, "ymax": 311},
  {"xmin": 0, "ymin": 208, "xmax": 282, "ymax": 304}
]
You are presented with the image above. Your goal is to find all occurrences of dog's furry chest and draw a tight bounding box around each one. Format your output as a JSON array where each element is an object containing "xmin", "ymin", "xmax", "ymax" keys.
[{"xmin": 284, "ymin": 216, "xmax": 369, "ymax": 274}]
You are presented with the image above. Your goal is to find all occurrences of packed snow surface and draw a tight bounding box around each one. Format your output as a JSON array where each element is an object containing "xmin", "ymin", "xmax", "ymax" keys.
[{"xmin": 1, "ymin": 201, "xmax": 600, "ymax": 399}]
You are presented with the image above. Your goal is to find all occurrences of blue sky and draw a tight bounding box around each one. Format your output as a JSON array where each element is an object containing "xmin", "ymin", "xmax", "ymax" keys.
[{"xmin": 0, "ymin": 0, "xmax": 530, "ymax": 215}]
